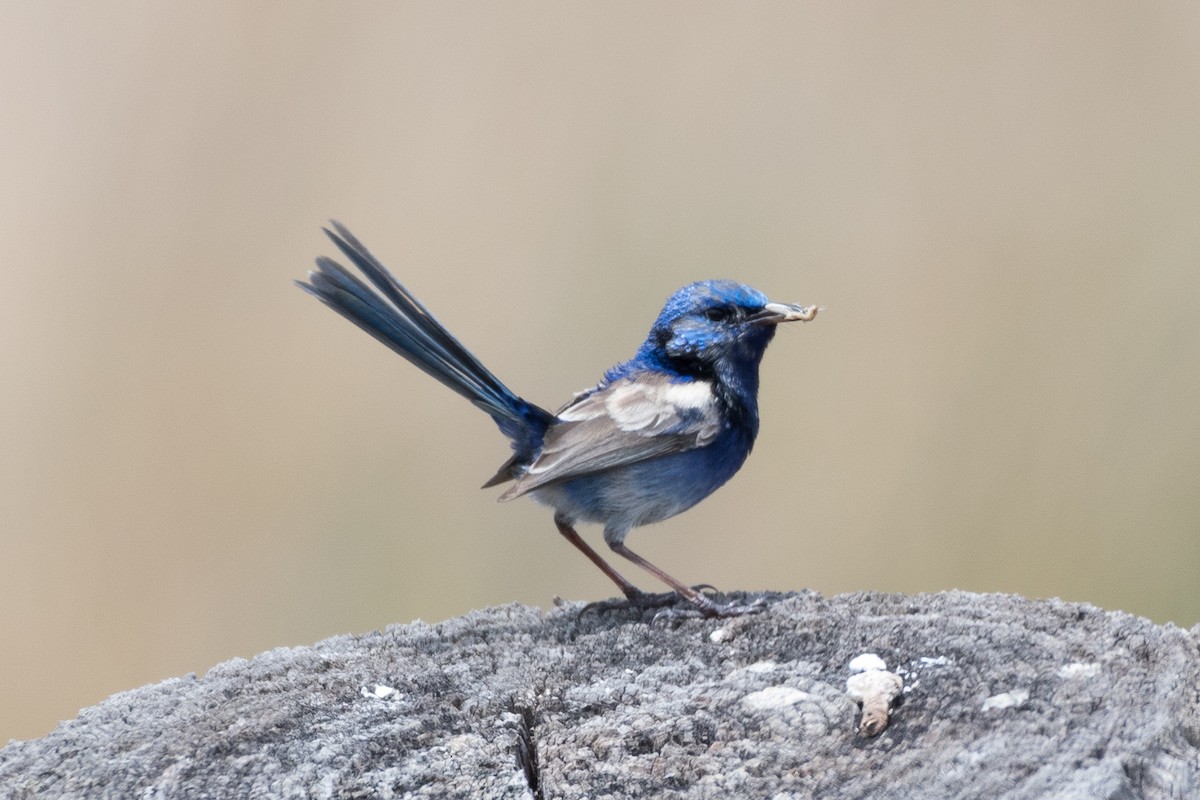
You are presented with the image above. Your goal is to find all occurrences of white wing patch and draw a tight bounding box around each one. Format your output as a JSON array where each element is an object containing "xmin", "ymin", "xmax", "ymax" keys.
[
  {"xmin": 500, "ymin": 375, "xmax": 722, "ymax": 499},
  {"xmin": 560, "ymin": 379, "xmax": 716, "ymax": 433}
]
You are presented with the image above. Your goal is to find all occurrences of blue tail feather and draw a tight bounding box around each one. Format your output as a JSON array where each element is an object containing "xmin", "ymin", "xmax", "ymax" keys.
[{"xmin": 297, "ymin": 222, "xmax": 553, "ymax": 459}]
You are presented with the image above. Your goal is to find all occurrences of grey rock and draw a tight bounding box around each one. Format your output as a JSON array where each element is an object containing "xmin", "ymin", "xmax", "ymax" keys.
[{"xmin": 2, "ymin": 591, "xmax": 1197, "ymax": 799}]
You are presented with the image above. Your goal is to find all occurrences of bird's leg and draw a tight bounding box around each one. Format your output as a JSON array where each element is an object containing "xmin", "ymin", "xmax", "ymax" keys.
[
  {"xmin": 607, "ymin": 541, "xmax": 765, "ymax": 619},
  {"xmin": 556, "ymin": 516, "xmax": 706, "ymax": 615},
  {"xmin": 556, "ymin": 516, "xmax": 760, "ymax": 618},
  {"xmin": 553, "ymin": 515, "xmax": 643, "ymax": 599},
  {"xmin": 606, "ymin": 541, "xmax": 716, "ymax": 614}
]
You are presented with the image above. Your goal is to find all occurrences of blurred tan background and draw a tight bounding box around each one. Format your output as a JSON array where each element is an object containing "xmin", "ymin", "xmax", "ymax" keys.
[{"xmin": 3, "ymin": 2, "xmax": 1198, "ymax": 743}]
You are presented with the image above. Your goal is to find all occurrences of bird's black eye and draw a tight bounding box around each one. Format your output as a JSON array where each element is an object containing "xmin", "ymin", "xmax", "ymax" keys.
[{"xmin": 704, "ymin": 306, "xmax": 733, "ymax": 323}]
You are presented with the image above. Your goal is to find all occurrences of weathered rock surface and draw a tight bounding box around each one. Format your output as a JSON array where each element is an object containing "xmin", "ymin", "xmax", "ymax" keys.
[{"xmin": 2, "ymin": 590, "xmax": 1197, "ymax": 799}]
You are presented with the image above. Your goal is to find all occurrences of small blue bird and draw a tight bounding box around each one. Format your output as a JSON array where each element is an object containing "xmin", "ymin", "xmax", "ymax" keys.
[{"xmin": 298, "ymin": 223, "xmax": 819, "ymax": 617}]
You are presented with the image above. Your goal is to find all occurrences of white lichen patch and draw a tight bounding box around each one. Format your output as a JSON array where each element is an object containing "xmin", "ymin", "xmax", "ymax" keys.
[
  {"xmin": 848, "ymin": 653, "xmax": 887, "ymax": 673},
  {"xmin": 982, "ymin": 689, "xmax": 1030, "ymax": 711},
  {"xmin": 741, "ymin": 686, "xmax": 811, "ymax": 711},
  {"xmin": 1058, "ymin": 662, "xmax": 1100, "ymax": 679}
]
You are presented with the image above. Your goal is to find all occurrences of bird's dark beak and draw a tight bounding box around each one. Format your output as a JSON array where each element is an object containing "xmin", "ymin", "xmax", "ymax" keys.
[{"xmin": 751, "ymin": 302, "xmax": 822, "ymax": 325}]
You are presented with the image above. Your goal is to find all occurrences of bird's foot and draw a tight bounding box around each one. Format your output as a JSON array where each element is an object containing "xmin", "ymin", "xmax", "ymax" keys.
[
  {"xmin": 580, "ymin": 587, "xmax": 765, "ymax": 621},
  {"xmin": 652, "ymin": 595, "xmax": 767, "ymax": 624},
  {"xmin": 580, "ymin": 589, "xmax": 696, "ymax": 616}
]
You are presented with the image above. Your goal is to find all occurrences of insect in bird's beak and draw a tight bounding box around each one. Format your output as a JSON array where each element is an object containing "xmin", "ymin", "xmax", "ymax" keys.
[{"xmin": 752, "ymin": 303, "xmax": 822, "ymax": 325}]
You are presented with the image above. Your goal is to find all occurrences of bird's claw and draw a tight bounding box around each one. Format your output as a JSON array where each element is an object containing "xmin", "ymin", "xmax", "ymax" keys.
[
  {"xmin": 580, "ymin": 590, "xmax": 767, "ymax": 622},
  {"xmin": 579, "ymin": 590, "xmax": 691, "ymax": 616},
  {"xmin": 652, "ymin": 596, "xmax": 768, "ymax": 624}
]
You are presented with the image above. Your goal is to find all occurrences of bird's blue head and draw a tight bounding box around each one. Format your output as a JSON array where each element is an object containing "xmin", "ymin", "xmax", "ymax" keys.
[{"xmin": 634, "ymin": 280, "xmax": 817, "ymax": 379}]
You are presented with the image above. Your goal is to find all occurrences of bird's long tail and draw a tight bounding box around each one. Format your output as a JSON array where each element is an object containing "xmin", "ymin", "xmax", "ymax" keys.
[{"xmin": 297, "ymin": 222, "xmax": 554, "ymax": 459}]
